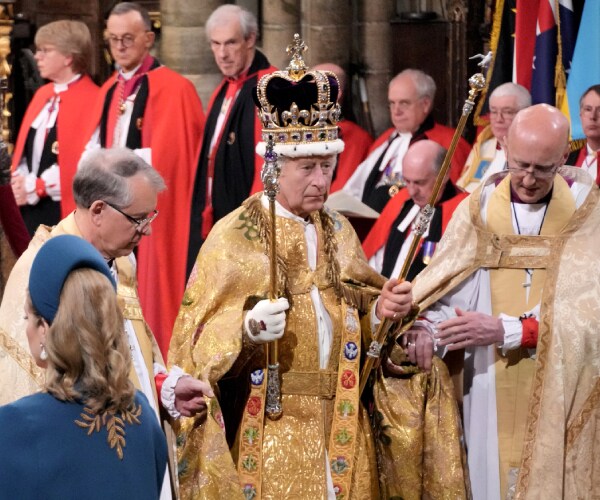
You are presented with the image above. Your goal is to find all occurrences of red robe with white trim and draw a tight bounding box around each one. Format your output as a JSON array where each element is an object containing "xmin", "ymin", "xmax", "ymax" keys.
[
  {"xmin": 330, "ymin": 119, "xmax": 373, "ymax": 193},
  {"xmin": 11, "ymin": 76, "xmax": 99, "ymax": 217},
  {"xmin": 84, "ymin": 66, "xmax": 205, "ymax": 358}
]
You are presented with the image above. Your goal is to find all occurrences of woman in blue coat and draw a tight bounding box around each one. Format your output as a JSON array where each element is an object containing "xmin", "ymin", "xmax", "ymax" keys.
[{"xmin": 0, "ymin": 235, "xmax": 167, "ymax": 499}]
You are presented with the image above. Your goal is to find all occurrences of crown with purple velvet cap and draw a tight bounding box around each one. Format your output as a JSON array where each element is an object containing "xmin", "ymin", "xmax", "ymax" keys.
[{"xmin": 253, "ymin": 34, "xmax": 345, "ymax": 158}]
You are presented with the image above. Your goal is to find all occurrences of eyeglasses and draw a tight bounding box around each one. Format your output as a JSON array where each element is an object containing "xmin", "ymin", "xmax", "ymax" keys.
[
  {"xmin": 489, "ymin": 108, "xmax": 518, "ymax": 120},
  {"xmin": 105, "ymin": 201, "xmax": 158, "ymax": 230},
  {"xmin": 507, "ymin": 160, "xmax": 561, "ymax": 180},
  {"xmin": 105, "ymin": 33, "xmax": 145, "ymax": 48}
]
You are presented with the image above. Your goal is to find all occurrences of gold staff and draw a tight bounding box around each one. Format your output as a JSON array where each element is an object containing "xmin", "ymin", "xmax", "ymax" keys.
[
  {"xmin": 261, "ymin": 138, "xmax": 283, "ymax": 420},
  {"xmin": 359, "ymin": 52, "xmax": 492, "ymax": 395}
]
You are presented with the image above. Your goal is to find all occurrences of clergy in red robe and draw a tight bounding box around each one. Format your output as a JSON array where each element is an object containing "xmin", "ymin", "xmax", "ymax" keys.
[
  {"xmin": 342, "ymin": 69, "xmax": 470, "ymax": 214},
  {"xmin": 186, "ymin": 4, "xmax": 277, "ymax": 276},
  {"xmin": 11, "ymin": 20, "xmax": 99, "ymax": 235},
  {"xmin": 83, "ymin": 3, "xmax": 205, "ymax": 358},
  {"xmin": 566, "ymin": 84, "xmax": 600, "ymax": 185},
  {"xmin": 363, "ymin": 140, "xmax": 467, "ymax": 281}
]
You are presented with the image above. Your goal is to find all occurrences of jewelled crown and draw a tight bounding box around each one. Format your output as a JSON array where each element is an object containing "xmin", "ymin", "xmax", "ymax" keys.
[{"xmin": 254, "ymin": 34, "xmax": 344, "ymax": 158}]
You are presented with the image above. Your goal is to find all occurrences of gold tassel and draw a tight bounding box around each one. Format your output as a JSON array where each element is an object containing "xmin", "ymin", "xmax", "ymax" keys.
[
  {"xmin": 474, "ymin": 0, "xmax": 505, "ymax": 126},
  {"xmin": 554, "ymin": 0, "xmax": 567, "ymax": 109}
]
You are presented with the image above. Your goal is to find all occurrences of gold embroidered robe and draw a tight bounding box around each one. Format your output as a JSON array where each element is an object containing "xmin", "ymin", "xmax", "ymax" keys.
[
  {"xmin": 170, "ymin": 194, "xmax": 385, "ymax": 500},
  {"xmin": 411, "ymin": 167, "xmax": 600, "ymax": 499}
]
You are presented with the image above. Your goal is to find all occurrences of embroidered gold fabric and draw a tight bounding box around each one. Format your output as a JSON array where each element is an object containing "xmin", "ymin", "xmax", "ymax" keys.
[
  {"xmin": 411, "ymin": 168, "xmax": 600, "ymax": 498},
  {"xmin": 374, "ymin": 358, "xmax": 470, "ymax": 500},
  {"xmin": 170, "ymin": 194, "xmax": 384, "ymax": 500}
]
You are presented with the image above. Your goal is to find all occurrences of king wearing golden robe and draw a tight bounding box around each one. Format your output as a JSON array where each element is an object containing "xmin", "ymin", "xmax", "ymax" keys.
[{"xmin": 168, "ymin": 36, "xmax": 419, "ymax": 500}]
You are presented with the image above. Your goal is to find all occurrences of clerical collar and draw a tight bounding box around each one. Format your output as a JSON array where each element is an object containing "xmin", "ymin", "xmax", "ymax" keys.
[
  {"xmin": 510, "ymin": 185, "xmax": 553, "ymax": 204},
  {"xmin": 118, "ymin": 54, "xmax": 156, "ymax": 81},
  {"xmin": 119, "ymin": 63, "xmax": 142, "ymax": 81},
  {"xmin": 53, "ymin": 74, "xmax": 82, "ymax": 93}
]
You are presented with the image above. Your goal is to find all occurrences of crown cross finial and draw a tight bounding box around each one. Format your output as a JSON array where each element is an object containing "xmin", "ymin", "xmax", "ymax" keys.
[{"xmin": 286, "ymin": 34, "xmax": 307, "ymax": 81}]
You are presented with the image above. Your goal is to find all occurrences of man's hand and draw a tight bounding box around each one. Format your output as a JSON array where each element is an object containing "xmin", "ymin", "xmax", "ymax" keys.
[
  {"xmin": 174, "ymin": 376, "xmax": 214, "ymax": 418},
  {"xmin": 404, "ymin": 327, "xmax": 435, "ymax": 372},
  {"xmin": 436, "ymin": 307, "xmax": 504, "ymax": 350},
  {"xmin": 376, "ymin": 278, "xmax": 413, "ymax": 321}
]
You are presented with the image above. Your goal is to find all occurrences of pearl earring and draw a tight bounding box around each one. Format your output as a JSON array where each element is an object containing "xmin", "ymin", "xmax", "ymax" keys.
[{"xmin": 40, "ymin": 344, "xmax": 48, "ymax": 361}]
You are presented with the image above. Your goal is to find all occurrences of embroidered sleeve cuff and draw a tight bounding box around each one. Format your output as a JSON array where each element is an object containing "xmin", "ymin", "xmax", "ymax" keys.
[
  {"xmin": 160, "ymin": 365, "xmax": 187, "ymax": 419},
  {"xmin": 498, "ymin": 314, "xmax": 523, "ymax": 354}
]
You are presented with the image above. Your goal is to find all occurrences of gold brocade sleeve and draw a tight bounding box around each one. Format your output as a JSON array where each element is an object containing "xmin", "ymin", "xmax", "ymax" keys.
[{"xmin": 374, "ymin": 357, "xmax": 470, "ymax": 500}]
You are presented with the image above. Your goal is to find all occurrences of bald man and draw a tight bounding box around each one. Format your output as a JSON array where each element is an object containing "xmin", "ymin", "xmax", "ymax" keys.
[
  {"xmin": 395, "ymin": 104, "xmax": 600, "ymax": 498},
  {"xmin": 362, "ymin": 140, "xmax": 467, "ymax": 281},
  {"xmin": 313, "ymin": 63, "xmax": 373, "ymax": 192}
]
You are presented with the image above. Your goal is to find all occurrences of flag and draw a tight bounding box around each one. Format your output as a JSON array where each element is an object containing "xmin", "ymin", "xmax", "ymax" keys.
[
  {"xmin": 474, "ymin": 0, "xmax": 516, "ymax": 124},
  {"xmin": 530, "ymin": 0, "xmax": 558, "ymax": 105},
  {"xmin": 513, "ymin": 0, "xmax": 537, "ymax": 89},
  {"xmin": 562, "ymin": 1, "xmax": 600, "ymax": 140}
]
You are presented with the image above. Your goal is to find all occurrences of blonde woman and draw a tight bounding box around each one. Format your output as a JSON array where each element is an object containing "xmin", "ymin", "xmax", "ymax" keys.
[
  {"xmin": 11, "ymin": 20, "xmax": 99, "ymax": 235},
  {"xmin": 0, "ymin": 235, "xmax": 167, "ymax": 499}
]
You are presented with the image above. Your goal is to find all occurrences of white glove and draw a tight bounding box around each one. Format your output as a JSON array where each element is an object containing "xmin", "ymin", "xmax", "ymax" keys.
[
  {"xmin": 244, "ymin": 298, "xmax": 289, "ymax": 344},
  {"xmin": 40, "ymin": 164, "xmax": 61, "ymax": 201}
]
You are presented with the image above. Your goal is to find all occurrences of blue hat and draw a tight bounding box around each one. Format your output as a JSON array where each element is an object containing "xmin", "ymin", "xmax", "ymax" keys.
[{"xmin": 29, "ymin": 235, "xmax": 117, "ymax": 324}]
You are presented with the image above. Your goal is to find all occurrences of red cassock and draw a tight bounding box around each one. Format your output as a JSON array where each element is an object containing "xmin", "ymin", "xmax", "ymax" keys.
[
  {"xmin": 362, "ymin": 186, "xmax": 468, "ymax": 262},
  {"xmin": 330, "ymin": 120, "xmax": 373, "ymax": 193},
  {"xmin": 11, "ymin": 76, "xmax": 100, "ymax": 217},
  {"xmin": 85, "ymin": 67, "xmax": 205, "ymax": 358},
  {"xmin": 367, "ymin": 123, "xmax": 471, "ymax": 184}
]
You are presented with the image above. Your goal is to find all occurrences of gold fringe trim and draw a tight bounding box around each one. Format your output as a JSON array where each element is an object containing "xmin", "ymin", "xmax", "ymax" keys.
[
  {"xmin": 474, "ymin": 0, "xmax": 505, "ymax": 126},
  {"xmin": 243, "ymin": 195, "xmax": 290, "ymax": 299},
  {"xmin": 339, "ymin": 281, "xmax": 380, "ymax": 314},
  {"xmin": 569, "ymin": 138, "xmax": 586, "ymax": 153},
  {"xmin": 242, "ymin": 194, "xmax": 344, "ymax": 303}
]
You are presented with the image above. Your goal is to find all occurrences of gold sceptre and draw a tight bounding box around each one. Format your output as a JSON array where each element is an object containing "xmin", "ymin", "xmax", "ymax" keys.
[
  {"xmin": 262, "ymin": 137, "xmax": 283, "ymax": 420},
  {"xmin": 358, "ymin": 52, "xmax": 492, "ymax": 396}
]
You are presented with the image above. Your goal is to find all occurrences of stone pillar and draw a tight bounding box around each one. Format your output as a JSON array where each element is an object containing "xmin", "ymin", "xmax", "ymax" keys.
[
  {"xmin": 300, "ymin": 0, "xmax": 352, "ymax": 68},
  {"xmin": 356, "ymin": 0, "xmax": 394, "ymax": 136},
  {"xmin": 160, "ymin": 0, "xmax": 224, "ymax": 106},
  {"xmin": 261, "ymin": 0, "xmax": 300, "ymax": 69}
]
